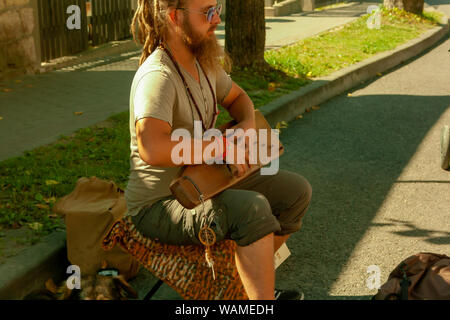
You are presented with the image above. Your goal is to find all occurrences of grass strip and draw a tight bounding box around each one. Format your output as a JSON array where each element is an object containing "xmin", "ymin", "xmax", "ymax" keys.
[{"xmin": 265, "ymin": 7, "xmax": 442, "ymax": 78}]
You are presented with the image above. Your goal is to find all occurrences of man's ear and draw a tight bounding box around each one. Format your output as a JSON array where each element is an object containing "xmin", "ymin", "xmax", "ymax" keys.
[{"xmin": 167, "ymin": 7, "xmax": 180, "ymax": 27}]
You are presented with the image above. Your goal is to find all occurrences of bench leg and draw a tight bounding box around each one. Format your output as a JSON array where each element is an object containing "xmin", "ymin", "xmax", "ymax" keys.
[{"xmin": 143, "ymin": 279, "xmax": 164, "ymax": 300}]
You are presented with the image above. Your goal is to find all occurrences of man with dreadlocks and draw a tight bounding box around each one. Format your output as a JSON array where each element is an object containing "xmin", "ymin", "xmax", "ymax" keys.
[{"xmin": 125, "ymin": 0, "xmax": 312, "ymax": 300}]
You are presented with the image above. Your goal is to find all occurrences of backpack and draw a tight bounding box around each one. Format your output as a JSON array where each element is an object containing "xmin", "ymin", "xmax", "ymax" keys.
[
  {"xmin": 53, "ymin": 177, "xmax": 140, "ymax": 280},
  {"xmin": 373, "ymin": 252, "xmax": 450, "ymax": 300}
]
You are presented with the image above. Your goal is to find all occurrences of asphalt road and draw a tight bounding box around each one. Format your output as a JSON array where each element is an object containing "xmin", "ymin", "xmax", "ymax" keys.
[{"xmin": 275, "ymin": 1, "xmax": 450, "ymax": 299}]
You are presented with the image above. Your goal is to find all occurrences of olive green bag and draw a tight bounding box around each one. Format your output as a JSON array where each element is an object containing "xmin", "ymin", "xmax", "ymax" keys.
[{"xmin": 53, "ymin": 177, "xmax": 140, "ymax": 280}]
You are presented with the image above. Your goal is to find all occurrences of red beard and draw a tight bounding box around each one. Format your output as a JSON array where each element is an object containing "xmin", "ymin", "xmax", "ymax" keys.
[{"xmin": 180, "ymin": 17, "xmax": 225, "ymax": 74}]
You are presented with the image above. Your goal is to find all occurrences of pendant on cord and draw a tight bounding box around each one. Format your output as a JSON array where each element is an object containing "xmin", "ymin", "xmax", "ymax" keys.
[{"xmin": 198, "ymin": 225, "xmax": 217, "ymax": 280}]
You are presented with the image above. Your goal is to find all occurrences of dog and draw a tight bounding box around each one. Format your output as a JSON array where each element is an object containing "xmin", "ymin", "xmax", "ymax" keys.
[{"xmin": 24, "ymin": 262, "xmax": 138, "ymax": 300}]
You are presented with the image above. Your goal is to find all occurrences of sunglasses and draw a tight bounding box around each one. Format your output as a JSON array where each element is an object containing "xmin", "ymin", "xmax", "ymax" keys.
[{"xmin": 177, "ymin": 3, "xmax": 223, "ymax": 23}]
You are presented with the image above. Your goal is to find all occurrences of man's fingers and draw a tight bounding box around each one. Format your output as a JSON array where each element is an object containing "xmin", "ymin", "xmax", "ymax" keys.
[
  {"xmin": 227, "ymin": 164, "xmax": 240, "ymax": 177},
  {"xmin": 224, "ymin": 135, "xmax": 252, "ymax": 177},
  {"xmin": 244, "ymin": 143, "xmax": 250, "ymax": 164},
  {"xmin": 227, "ymin": 164, "xmax": 250, "ymax": 178},
  {"xmin": 238, "ymin": 163, "xmax": 251, "ymax": 177}
]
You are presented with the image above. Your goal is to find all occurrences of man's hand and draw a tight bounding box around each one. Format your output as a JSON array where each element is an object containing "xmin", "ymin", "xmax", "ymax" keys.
[
  {"xmin": 221, "ymin": 81, "xmax": 256, "ymax": 178},
  {"xmin": 224, "ymin": 118, "xmax": 256, "ymax": 178}
]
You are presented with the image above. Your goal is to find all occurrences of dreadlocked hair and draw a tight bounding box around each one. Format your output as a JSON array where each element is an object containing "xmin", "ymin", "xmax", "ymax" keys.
[{"xmin": 131, "ymin": 0, "xmax": 186, "ymax": 66}]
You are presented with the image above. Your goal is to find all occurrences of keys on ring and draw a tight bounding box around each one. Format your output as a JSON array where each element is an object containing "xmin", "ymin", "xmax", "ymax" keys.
[
  {"xmin": 199, "ymin": 225, "xmax": 217, "ymax": 279},
  {"xmin": 198, "ymin": 195, "xmax": 217, "ymax": 280}
]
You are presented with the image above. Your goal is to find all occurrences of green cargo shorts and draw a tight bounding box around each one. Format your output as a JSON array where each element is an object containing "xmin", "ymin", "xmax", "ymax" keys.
[{"xmin": 131, "ymin": 169, "xmax": 312, "ymax": 247}]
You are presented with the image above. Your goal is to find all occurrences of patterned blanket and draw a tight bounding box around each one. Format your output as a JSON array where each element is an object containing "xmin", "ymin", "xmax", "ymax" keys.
[{"xmin": 102, "ymin": 216, "xmax": 248, "ymax": 300}]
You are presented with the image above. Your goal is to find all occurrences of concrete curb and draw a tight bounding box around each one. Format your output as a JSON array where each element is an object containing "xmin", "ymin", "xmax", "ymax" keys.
[
  {"xmin": 0, "ymin": 231, "xmax": 68, "ymax": 300},
  {"xmin": 0, "ymin": 11, "xmax": 448, "ymax": 300},
  {"xmin": 261, "ymin": 13, "xmax": 450, "ymax": 127}
]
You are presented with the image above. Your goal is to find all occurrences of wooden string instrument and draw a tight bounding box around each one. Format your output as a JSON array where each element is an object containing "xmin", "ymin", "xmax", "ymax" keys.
[{"xmin": 169, "ymin": 110, "xmax": 284, "ymax": 209}]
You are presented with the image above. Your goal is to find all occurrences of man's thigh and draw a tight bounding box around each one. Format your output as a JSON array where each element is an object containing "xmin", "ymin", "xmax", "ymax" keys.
[
  {"xmin": 131, "ymin": 188, "xmax": 281, "ymax": 247},
  {"xmin": 233, "ymin": 169, "xmax": 312, "ymax": 219},
  {"xmin": 131, "ymin": 169, "xmax": 312, "ymax": 245}
]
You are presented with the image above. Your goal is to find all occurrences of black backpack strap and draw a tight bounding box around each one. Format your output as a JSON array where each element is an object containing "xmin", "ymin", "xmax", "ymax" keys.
[{"xmin": 399, "ymin": 263, "xmax": 411, "ymax": 300}]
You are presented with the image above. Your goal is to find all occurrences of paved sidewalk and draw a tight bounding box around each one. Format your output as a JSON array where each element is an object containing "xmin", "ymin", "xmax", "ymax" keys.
[{"xmin": 0, "ymin": 1, "xmax": 377, "ymax": 162}]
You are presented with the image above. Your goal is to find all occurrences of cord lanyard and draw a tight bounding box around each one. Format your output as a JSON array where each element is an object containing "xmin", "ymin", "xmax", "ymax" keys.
[
  {"xmin": 199, "ymin": 195, "xmax": 217, "ymax": 280},
  {"xmin": 161, "ymin": 45, "xmax": 219, "ymax": 280},
  {"xmin": 161, "ymin": 45, "xmax": 219, "ymax": 131}
]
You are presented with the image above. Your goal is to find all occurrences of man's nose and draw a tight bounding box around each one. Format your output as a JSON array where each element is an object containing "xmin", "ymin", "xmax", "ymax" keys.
[{"xmin": 211, "ymin": 11, "xmax": 221, "ymax": 25}]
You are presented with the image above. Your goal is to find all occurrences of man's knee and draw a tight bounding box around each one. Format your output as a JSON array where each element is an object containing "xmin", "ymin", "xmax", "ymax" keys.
[
  {"xmin": 248, "ymin": 194, "xmax": 272, "ymax": 220},
  {"xmin": 277, "ymin": 173, "xmax": 312, "ymax": 235},
  {"xmin": 297, "ymin": 174, "xmax": 312, "ymax": 206},
  {"xmin": 225, "ymin": 192, "xmax": 281, "ymax": 247}
]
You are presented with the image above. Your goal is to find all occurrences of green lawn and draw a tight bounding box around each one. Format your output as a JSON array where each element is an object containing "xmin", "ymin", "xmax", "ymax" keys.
[
  {"xmin": 265, "ymin": 7, "xmax": 443, "ymax": 78},
  {"xmin": 0, "ymin": 7, "xmax": 443, "ymax": 241}
]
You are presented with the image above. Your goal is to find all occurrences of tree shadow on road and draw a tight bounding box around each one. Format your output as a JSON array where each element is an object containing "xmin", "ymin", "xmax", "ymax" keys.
[
  {"xmin": 373, "ymin": 219, "xmax": 450, "ymax": 245},
  {"xmin": 275, "ymin": 91, "xmax": 450, "ymax": 299}
]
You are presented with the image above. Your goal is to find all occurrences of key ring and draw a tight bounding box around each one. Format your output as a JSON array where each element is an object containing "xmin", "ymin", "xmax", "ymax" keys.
[
  {"xmin": 198, "ymin": 195, "xmax": 216, "ymax": 247},
  {"xmin": 197, "ymin": 195, "xmax": 217, "ymax": 279}
]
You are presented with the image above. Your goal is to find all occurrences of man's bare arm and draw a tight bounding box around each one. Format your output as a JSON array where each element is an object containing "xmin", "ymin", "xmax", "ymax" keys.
[
  {"xmin": 136, "ymin": 117, "xmax": 219, "ymax": 167},
  {"xmin": 219, "ymin": 81, "xmax": 256, "ymax": 176},
  {"xmin": 136, "ymin": 82, "xmax": 256, "ymax": 172},
  {"xmin": 221, "ymin": 81, "xmax": 255, "ymax": 129}
]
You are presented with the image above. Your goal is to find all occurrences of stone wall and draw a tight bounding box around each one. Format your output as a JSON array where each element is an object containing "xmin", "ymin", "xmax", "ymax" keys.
[{"xmin": 0, "ymin": 0, "xmax": 41, "ymax": 80}]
